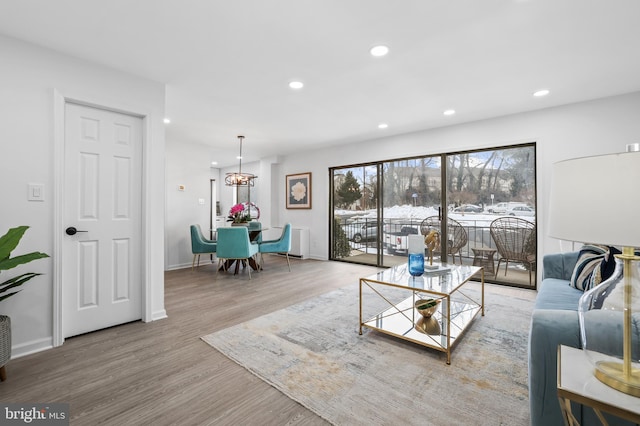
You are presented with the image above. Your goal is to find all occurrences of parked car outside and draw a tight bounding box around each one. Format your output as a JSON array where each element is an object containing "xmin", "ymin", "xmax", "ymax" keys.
[
  {"xmin": 506, "ymin": 205, "xmax": 536, "ymax": 216},
  {"xmin": 452, "ymin": 204, "xmax": 483, "ymax": 213},
  {"xmin": 488, "ymin": 202, "xmax": 527, "ymax": 214},
  {"xmin": 383, "ymin": 225, "xmax": 419, "ymax": 255},
  {"xmin": 344, "ymin": 222, "xmax": 378, "ymax": 243}
]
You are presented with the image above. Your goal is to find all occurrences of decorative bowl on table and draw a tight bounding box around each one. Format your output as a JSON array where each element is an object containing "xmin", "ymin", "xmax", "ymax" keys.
[
  {"xmin": 415, "ymin": 316, "xmax": 441, "ymax": 336},
  {"xmin": 414, "ymin": 298, "xmax": 441, "ymax": 318}
]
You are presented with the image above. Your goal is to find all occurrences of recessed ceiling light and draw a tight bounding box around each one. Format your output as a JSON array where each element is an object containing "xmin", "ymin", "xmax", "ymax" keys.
[
  {"xmin": 289, "ymin": 81, "xmax": 304, "ymax": 89},
  {"xmin": 378, "ymin": 123, "xmax": 389, "ymax": 129},
  {"xmin": 533, "ymin": 89, "xmax": 550, "ymax": 97},
  {"xmin": 211, "ymin": 161, "xmax": 218, "ymax": 166},
  {"xmin": 443, "ymin": 109, "xmax": 456, "ymax": 116},
  {"xmin": 163, "ymin": 118, "xmax": 171, "ymax": 124},
  {"xmin": 370, "ymin": 45, "xmax": 389, "ymax": 57}
]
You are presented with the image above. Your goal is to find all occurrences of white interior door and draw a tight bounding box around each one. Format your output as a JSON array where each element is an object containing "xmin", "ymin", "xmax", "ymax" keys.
[{"xmin": 62, "ymin": 102, "xmax": 143, "ymax": 338}]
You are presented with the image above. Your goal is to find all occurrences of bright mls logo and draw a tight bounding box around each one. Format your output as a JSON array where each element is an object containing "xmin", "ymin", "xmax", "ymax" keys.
[{"xmin": 1, "ymin": 403, "xmax": 69, "ymax": 425}]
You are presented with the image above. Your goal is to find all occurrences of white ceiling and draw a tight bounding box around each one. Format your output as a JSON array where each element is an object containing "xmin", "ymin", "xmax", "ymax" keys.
[{"xmin": 2, "ymin": 0, "xmax": 640, "ymax": 167}]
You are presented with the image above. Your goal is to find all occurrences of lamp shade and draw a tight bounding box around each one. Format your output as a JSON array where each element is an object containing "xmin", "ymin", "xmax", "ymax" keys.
[{"xmin": 548, "ymin": 151, "xmax": 640, "ymax": 247}]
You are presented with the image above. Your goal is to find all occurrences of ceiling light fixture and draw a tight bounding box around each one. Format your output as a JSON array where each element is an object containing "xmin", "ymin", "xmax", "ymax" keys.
[
  {"xmin": 533, "ymin": 89, "xmax": 550, "ymax": 97},
  {"xmin": 225, "ymin": 135, "xmax": 257, "ymax": 187},
  {"xmin": 370, "ymin": 45, "xmax": 389, "ymax": 57},
  {"xmin": 289, "ymin": 81, "xmax": 304, "ymax": 89},
  {"xmin": 443, "ymin": 109, "xmax": 456, "ymax": 116},
  {"xmin": 378, "ymin": 123, "xmax": 389, "ymax": 129},
  {"xmin": 163, "ymin": 118, "xmax": 171, "ymax": 124}
]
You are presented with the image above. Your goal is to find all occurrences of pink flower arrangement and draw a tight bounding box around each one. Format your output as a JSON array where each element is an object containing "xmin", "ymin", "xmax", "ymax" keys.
[{"xmin": 227, "ymin": 203, "xmax": 250, "ymax": 223}]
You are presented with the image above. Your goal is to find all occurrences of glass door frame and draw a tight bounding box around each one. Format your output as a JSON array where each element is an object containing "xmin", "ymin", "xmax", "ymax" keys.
[{"xmin": 329, "ymin": 142, "xmax": 537, "ymax": 289}]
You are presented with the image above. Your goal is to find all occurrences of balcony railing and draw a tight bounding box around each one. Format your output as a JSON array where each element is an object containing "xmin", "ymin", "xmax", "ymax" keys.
[{"xmin": 339, "ymin": 217, "xmax": 501, "ymax": 260}]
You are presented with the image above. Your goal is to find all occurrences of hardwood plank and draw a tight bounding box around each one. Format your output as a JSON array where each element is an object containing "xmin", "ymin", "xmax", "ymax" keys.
[{"xmin": 0, "ymin": 256, "xmax": 380, "ymax": 425}]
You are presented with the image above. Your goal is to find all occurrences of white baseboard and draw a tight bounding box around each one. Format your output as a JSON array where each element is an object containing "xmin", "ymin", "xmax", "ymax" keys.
[
  {"xmin": 11, "ymin": 337, "xmax": 53, "ymax": 359},
  {"xmin": 165, "ymin": 260, "xmax": 217, "ymax": 271},
  {"xmin": 151, "ymin": 309, "xmax": 168, "ymax": 321},
  {"xmin": 165, "ymin": 262, "xmax": 193, "ymax": 271},
  {"xmin": 272, "ymin": 253, "xmax": 326, "ymax": 261}
]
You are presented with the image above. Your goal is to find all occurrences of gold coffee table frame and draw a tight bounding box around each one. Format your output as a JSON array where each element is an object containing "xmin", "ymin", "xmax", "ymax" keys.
[{"xmin": 359, "ymin": 263, "xmax": 484, "ymax": 364}]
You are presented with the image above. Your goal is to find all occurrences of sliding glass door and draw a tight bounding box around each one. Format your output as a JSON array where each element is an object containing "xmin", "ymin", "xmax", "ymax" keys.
[
  {"xmin": 380, "ymin": 156, "xmax": 441, "ymax": 267},
  {"xmin": 445, "ymin": 146, "xmax": 536, "ymax": 288},
  {"xmin": 330, "ymin": 143, "xmax": 537, "ymax": 289},
  {"xmin": 331, "ymin": 165, "xmax": 379, "ymax": 265}
]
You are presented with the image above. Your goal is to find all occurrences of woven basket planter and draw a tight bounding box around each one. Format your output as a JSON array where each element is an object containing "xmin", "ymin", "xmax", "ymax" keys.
[{"xmin": 0, "ymin": 315, "xmax": 10, "ymax": 368}]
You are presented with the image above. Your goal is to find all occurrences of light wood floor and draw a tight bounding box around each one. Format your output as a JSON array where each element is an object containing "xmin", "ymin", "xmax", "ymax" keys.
[{"xmin": 0, "ymin": 256, "xmax": 380, "ymax": 425}]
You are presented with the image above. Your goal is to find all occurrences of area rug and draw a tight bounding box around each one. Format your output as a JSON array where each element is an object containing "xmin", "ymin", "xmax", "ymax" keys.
[{"xmin": 201, "ymin": 282, "xmax": 535, "ymax": 426}]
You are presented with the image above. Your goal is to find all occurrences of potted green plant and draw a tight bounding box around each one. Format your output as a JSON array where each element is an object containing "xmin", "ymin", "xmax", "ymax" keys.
[{"xmin": 0, "ymin": 226, "xmax": 49, "ymax": 381}]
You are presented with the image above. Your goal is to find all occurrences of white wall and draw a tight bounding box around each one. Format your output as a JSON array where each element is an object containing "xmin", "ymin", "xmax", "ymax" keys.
[
  {"xmin": 275, "ymin": 91, "xmax": 640, "ymax": 260},
  {"xmin": 165, "ymin": 141, "xmax": 221, "ymax": 269},
  {"xmin": 0, "ymin": 35, "xmax": 166, "ymax": 356}
]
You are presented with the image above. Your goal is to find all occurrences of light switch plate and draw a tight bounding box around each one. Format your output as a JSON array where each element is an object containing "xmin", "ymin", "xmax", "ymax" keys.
[{"xmin": 28, "ymin": 183, "xmax": 44, "ymax": 201}]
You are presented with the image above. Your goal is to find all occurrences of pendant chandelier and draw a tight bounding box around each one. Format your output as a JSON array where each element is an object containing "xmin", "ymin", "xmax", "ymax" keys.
[{"xmin": 225, "ymin": 135, "xmax": 257, "ymax": 187}]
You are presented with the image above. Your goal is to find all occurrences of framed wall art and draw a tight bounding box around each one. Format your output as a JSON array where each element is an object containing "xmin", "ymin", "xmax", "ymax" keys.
[{"xmin": 286, "ymin": 172, "xmax": 312, "ymax": 209}]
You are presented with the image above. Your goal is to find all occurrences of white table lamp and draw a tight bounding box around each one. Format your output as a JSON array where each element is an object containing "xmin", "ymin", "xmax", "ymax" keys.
[{"xmin": 548, "ymin": 147, "xmax": 640, "ymax": 397}]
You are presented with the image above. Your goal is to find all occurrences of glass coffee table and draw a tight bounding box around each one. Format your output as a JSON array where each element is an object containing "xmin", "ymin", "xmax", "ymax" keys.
[{"xmin": 359, "ymin": 262, "xmax": 484, "ymax": 364}]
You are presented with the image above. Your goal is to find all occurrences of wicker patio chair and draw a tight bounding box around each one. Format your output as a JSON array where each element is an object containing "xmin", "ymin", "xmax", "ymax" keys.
[
  {"xmin": 489, "ymin": 217, "xmax": 536, "ymax": 285},
  {"xmin": 419, "ymin": 216, "xmax": 468, "ymax": 265}
]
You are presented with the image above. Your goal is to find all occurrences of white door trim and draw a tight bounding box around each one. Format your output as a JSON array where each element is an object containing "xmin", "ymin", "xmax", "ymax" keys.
[{"xmin": 52, "ymin": 89, "xmax": 156, "ymax": 347}]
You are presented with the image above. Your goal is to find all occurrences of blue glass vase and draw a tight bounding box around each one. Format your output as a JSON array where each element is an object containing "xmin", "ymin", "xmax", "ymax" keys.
[{"xmin": 408, "ymin": 253, "xmax": 424, "ymax": 276}]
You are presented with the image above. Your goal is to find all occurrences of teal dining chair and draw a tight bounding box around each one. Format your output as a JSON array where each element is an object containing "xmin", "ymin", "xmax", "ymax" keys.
[
  {"xmin": 247, "ymin": 221, "xmax": 262, "ymax": 243},
  {"xmin": 190, "ymin": 224, "xmax": 217, "ymax": 270},
  {"xmin": 216, "ymin": 226, "xmax": 260, "ymax": 279},
  {"xmin": 258, "ymin": 223, "xmax": 292, "ymax": 272}
]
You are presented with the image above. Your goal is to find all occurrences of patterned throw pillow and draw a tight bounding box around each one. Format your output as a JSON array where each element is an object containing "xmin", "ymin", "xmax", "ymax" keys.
[
  {"xmin": 588, "ymin": 246, "xmax": 622, "ymax": 290},
  {"xmin": 569, "ymin": 244, "xmax": 607, "ymax": 291}
]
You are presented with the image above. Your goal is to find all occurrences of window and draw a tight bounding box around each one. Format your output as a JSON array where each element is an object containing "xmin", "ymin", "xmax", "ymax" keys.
[{"xmin": 330, "ymin": 143, "xmax": 537, "ymax": 289}]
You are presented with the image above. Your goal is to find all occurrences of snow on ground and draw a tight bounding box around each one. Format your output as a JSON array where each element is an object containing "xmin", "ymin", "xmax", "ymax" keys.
[{"xmin": 336, "ymin": 205, "xmax": 437, "ymax": 220}]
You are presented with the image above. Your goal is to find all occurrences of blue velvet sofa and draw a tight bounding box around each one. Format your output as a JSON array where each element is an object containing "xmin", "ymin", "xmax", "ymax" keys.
[{"xmin": 528, "ymin": 252, "xmax": 637, "ymax": 426}]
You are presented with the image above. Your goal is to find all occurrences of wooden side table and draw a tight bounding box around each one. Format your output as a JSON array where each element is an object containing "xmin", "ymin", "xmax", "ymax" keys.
[
  {"xmin": 557, "ymin": 345, "xmax": 640, "ymax": 426},
  {"xmin": 471, "ymin": 247, "xmax": 496, "ymax": 276}
]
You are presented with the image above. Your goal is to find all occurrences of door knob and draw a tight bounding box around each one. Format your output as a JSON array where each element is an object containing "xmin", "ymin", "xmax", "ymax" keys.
[{"xmin": 65, "ymin": 227, "xmax": 88, "ymax": 236}]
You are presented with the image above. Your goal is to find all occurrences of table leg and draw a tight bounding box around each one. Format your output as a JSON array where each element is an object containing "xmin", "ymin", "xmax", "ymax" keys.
[
  {"xmin": 487, "ymin": 252, "xmax": 496, "ymax": 276},
  {"xmin": 219, "ymin": 259, "xmax": 231, "ymax": 272},
  {"xmin": 481, "ymin": 268, "xmax": 485, "ymax": 316},
  {"xmin": 359, "ymin": 280, "xmax": 363, "ymax": 335},
  {"xmin": 248, "ymin": 257, "xmax": 260, "ymax": 271},
  {"xmin": 445, "ymin": 295, "xmax": 451, "ymax": 364},
  {"xmin": 558, "ymin": 397, "xmax": 581, "ymax": 426}
]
